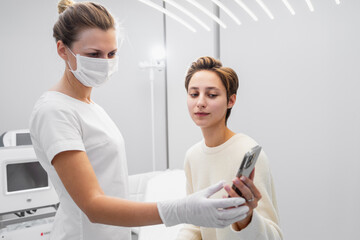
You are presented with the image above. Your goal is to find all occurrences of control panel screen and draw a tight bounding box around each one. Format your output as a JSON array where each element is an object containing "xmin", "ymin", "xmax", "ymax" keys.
[{"xmin": 6, "ymin": 161, "xmax": 48, "ymax": 192}]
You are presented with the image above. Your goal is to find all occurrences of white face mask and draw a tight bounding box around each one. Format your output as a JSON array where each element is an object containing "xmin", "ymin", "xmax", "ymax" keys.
[{"xmin": 67, "ymin": 47, "xmax": 119, "ymax": 88}]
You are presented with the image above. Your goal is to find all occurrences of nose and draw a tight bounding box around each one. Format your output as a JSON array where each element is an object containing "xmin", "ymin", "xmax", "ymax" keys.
[{"xmin": 196, "ymin": 94, "xmax": 206, "ymax": 109}]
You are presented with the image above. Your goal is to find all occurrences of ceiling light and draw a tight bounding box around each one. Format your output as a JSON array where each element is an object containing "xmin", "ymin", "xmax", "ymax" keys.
[
  {"xmin": 254, "ymin": 0, "xmax": 274, "ymax": 19},
  {"xmin": 233, "ymin": 0, "xmax": 258, "ymax": 21},
  {"xmin": 163, "ymin": 0, "xmax": 211, "ymax": 31},
  {"xmin": 281, "ymin": 0, "xmax": 295, "ymax": 15},
  {"xmin": 139, "ymin": 0, "xmax": 196, "ymax": 32},
  {"xmin": 212, "ymin": 0, "xmax": 241, "ymax": 25},
  {"xmin": 185, "ymin": 0, "xmax": 227, "ymax": 28},
  {"xmin": 305, "ymin": 0, "xmax": 315, "ymax": 12}
]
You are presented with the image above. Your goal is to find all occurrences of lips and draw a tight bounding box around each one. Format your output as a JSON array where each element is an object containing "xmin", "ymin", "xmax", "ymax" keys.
[{"xmin": 195, "ymin": 112, "xmax": 209, "ymax": 117}]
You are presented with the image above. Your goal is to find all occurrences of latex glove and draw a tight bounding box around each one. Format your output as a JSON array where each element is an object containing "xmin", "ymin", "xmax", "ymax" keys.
[{"xmin": 157, "ymin": 181, "xmax": 249, "ymax": 228}]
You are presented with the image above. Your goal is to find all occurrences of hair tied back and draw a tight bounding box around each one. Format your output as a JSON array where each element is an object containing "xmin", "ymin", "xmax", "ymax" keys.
[{"xmin": 58, "ymin": 0, "xmax": 75, "ymax": 14}]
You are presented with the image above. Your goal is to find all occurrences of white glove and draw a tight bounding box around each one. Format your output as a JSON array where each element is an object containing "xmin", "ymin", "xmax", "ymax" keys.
[{"xmin": 157, "ymin": 181, "xmax": 249, "ymax": 228}]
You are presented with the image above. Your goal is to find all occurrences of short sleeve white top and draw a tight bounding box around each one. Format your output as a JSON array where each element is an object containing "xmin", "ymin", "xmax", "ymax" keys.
[{"xmin": 29, "ymin": 91, "xmax": 131, "ymax": 240}]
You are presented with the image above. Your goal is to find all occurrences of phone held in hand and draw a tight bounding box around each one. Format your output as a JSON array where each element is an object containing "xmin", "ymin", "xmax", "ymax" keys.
[{"xmin": 231, "ymin": 145, "xmax": 262, "ymax": 197}]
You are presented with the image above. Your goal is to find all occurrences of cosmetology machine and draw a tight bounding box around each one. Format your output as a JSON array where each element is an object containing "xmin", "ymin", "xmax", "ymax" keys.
[{"xmin": 0, "ymin": 130, "xmax": 59, "ymax": 240}]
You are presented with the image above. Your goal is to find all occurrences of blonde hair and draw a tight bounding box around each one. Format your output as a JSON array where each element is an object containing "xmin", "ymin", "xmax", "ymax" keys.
[
  {"xmin": 57, "ymin": 0, "xmax": 74, "ymax": 14},
  {"xmin": 185, "ymin": 56, "xmax": 239, "ymax": 123},
  {"xmin": 53, "ymin": 0, "xmax": 115, "ymax": 47}
]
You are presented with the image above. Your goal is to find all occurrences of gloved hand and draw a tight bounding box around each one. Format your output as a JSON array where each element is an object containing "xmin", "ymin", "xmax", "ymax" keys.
[{"xmin": 157, "ymin": 181, "xmax": 249, "ymax": 228}]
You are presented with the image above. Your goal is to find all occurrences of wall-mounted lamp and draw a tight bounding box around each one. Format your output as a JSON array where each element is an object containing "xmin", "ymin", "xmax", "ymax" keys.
[
  {"xmin": 139, "ymin": 46, "xmax": 166, "ymax": 171},
  {"xmin": 151, "ymin": 46, "xmax": 166, "ymax": 63}
]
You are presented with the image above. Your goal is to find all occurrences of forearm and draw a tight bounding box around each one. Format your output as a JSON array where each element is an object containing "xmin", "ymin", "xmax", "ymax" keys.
[
  {"xmin": 52, "ymin": 151, "xmax": 163, "ymax": 227},
  {"xmin": 85, "ymin": 195, "xmax": 162, "ymax": 227}
]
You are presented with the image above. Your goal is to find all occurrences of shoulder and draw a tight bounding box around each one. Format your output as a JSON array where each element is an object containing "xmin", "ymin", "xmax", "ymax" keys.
[
  {"xmin": 29, "ymin": 92, "xmax": 80, "ymax": 135},
  {"xmin": 232, "ymin": 133, "xmax": 259, "ymax": 148},
  {"xmin": 31, "ymin": 92, "xmax": 77, "ymax": 120},
  {"xmin": 31, "ymin": 91, "xmax": 70, "ymax": 112},
  {"xmin": 185, "ymin": 140, "xmax": 203, "ymax": 158}
]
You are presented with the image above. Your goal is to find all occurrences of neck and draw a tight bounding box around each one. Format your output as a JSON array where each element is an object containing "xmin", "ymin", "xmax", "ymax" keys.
[
  {"xmin": 201, "ymin": 122, "xmax": 236, "ymax": 147},
  {"xmin": 50, "ymin": 69, "xmax": 93, "ymax": 104}
]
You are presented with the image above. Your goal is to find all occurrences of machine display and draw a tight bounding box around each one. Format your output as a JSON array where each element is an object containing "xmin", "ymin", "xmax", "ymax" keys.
[
  {"xmin": 7, "ymin": 161, "xmax": 48, "ymax": 193},
  {"xmin": 0, "ymin": 146, "xmax": 59, "ymax": 215}
]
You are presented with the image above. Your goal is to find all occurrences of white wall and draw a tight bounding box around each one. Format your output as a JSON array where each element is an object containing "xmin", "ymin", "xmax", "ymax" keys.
[
  {"xmin": 0, "ymin": 0, "xmax": 168, "ymax": 174},
  {"xmin": 219, "ymin": 1, "xmax": 360, "ymax": 239},
  {"xmin": 166, "ymin": 1, "xmax": 360, "ymax": 240}
]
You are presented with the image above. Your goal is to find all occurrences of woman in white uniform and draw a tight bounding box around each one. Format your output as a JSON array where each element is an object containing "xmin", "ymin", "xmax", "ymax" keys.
[
  {"xmin": 176, "ymin": 57, "xmax": 283, "ymax": 239},
  {"xmin": 29, "ymin": 1, "xmax": 250, "ymax": 240}
]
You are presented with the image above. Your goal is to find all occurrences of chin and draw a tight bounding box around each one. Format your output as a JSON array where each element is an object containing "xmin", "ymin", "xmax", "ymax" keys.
[{"xmin": 194, "ymin": 121, "xmax": 210, "ymax": 128}]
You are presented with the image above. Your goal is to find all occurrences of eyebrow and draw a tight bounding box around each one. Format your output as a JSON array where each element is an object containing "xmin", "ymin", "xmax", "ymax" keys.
[
  {"xmin": 85, "ymin": 48, "xmax": 118, "ymax": 52},
  {"xmin": 189, "ymin": 86, "xmax": 220, "ymax": 91}
]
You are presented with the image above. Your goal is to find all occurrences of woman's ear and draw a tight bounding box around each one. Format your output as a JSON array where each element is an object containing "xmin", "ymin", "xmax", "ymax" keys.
[
  {"xmin": 228, "ymin": 94, "xmax": 236, "ymax": 109},
  {"xmin": 57, "ymin": 40, "xmax": 68, "ymax": 61}
]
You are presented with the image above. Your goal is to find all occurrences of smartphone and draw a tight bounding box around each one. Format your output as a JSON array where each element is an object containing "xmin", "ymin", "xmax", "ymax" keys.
[{"xmin": 231, "ymin": 145, "xmax": 262, "ymax": 196}]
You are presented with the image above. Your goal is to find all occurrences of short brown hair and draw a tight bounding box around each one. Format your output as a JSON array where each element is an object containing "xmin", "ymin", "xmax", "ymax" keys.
[
  {"xmin": 53, "ymin": 0, "xmax": 115, "ymax": 47},
  {"xmin": 185, "ymin": 56, "xmax": 239, "ymax": 123}
]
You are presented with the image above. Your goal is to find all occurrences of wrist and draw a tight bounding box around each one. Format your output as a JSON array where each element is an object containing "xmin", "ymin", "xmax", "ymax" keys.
[
  {"xmin": 157, "ymin": 199, "xmax": 183, "ymax": 227},
  {"xmin": 232, "ymin": 222, "xmax": 240, "ymax": 231},
  {"xmin": 235, "ymin": 211, "xmax": 253, "ymax": 231}
]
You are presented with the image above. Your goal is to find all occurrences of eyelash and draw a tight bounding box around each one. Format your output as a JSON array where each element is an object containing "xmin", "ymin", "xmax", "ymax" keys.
[
  {"xmin": 88, "ymin": 52, "xmax": 99, "ymax": 57},
  {"xmin": 87, "ymin": 52, "xmax": 117, "ymax": 58},
  {"xmin": 189, "ymin": 93, "xmax": 217, "ymax": 98},
  {"xmin": 108, "ymin": 52, "xmax": 116, "ymax": 57}
]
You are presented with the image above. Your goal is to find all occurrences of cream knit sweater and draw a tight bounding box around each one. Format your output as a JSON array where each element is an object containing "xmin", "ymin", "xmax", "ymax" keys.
[{"xmin": 176, "ymin": 133, "xmax": 283, "ymax": 240}]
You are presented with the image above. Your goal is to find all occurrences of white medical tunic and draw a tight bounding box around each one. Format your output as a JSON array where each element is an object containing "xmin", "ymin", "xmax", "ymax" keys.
[{"xmin": 29, "ymin": 91, "xmax": 131, "ymax": 240}]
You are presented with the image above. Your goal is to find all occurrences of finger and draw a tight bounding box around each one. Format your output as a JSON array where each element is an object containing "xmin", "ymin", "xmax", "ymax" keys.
[
  {"xmin": 224, "ymin": 184, "xmax": 239, "ymax": 198},
  {"xmin": 233, "ymin": 178, "xmax": 253, "ymax": 202},
  {"xmin": 211, "ymin": 197, "xmax": 246, "ymax": 209},
  {"xmin": 249, "ymin": 168, "xmax": 255, "ymax": 180},
  {"xmin": 222, "ymin": 188, "xmax": 236, "ymax": 210},
  {"xmin": 217, "ymin": 205, "xmax": 249, "ymax": 221},
  {"xmin": 231, "ymin": 184, "xmax": 243, "ymax": 197},
  {"xmin": 240, "ymin": 176, "xmax": 261, "ymax": 200},
  {"xmin": 204, "ymin": 180, "xmax": 226, "ymax": 197}
]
